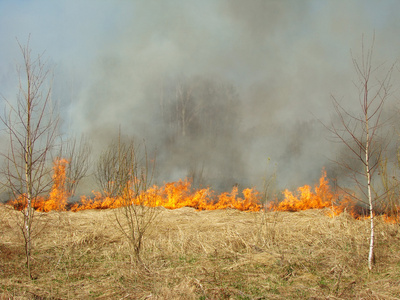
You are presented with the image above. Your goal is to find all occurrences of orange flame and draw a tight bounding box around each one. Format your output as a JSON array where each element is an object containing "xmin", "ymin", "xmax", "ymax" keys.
[
  {"xmin": 7, "ymin": 158, "xmax": 69, "ymax": 212},
  {"xmin": 5, "ymin": 162, "xmax": 398, "ymax": 223},
  {"xmin": 6, "ymin": 194, "xmax": 45, "ymax": 211},
  {"xmin": 269, "ymin": 169, "xmax": 363, "ymax": 219},
  {"xmin": 71, "ymin": 179, "xmax": 261, "ymax": 212},
  {"xmin": 40, "ymin": 158, "xmax": 69, "ymax": 212},
  {"xmin": 269, "ymin": 170, "xmax": 333, "ymax": 212}
]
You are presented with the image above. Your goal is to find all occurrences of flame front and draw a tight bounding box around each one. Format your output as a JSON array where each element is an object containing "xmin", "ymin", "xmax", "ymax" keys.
[
  {"xmin": 269, "ymin": 169, "xmax": 360, "ymax": 217},
  {"xmin": 41, "ymin": 158, "xmax": 69, "ymax": 212},
  {"xmin": 271, "ymin": 170, "xmax": 336, "ymax": 211},
  {"xmin": 6, "ymin": 160, "xmax": 398, "ymax": 223},
  {"xmin": 7, "ymin": 158, "xmax": 69, "ymax": 212},
  {"xmin": 71, "ymin": 179, "xmax": 261, "ymax": 212}
]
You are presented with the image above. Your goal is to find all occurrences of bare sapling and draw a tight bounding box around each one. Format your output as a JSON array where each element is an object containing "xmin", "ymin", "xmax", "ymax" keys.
[
  {"xmin": 63, "ymin": 135, "xmax": 92, "ymax": 199},
  {"xmin": 327, "ymin": 35, "xmax": 394, "ymax": 270},
  {"xmin": 96, "ymin": 134, "xmax": 157, "ymax": 265},
  {"xmin": 0, "ymin": 37, "xmax": 60, "ymax": 278}
]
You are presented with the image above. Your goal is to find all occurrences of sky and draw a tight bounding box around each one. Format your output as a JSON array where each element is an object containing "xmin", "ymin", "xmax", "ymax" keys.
[{"xmin": 1, "ymin": 0, "xmax": 400, "ymax": 193}]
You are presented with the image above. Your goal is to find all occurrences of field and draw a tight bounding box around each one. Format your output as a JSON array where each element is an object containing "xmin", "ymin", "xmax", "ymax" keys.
[{"xmin": 0, "ymin": 204, "xmax": 399, "ymax": 299}]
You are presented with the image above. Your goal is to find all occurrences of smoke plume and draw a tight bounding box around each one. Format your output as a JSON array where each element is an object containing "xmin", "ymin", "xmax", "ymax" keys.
[{"xmin": 1, "ymin": 0, "xmax": 400, "ymax": 194}]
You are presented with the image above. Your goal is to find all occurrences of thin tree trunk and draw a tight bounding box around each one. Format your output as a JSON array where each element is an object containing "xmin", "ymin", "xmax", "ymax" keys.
[
  {"xmin": 364, "ymin": 84, "xmax": 374, "ymax": 271},
  {"xmin": 368, "ymin": 180, "xmax": 375, "ymax": 270},
  {"xmin": 24, "ymin": 73, "xmax": 33, "ymax": 279},
  {"xmin": 1, "ymin": 38, "xmax": 60, "ymax": 279},
  {"xmin": 366, "ymin": 132, "xmax": 375, "ymax": 270},
  {"xmin": 327, "ymin": 35, "xmax": 393, "ymax": 271}
]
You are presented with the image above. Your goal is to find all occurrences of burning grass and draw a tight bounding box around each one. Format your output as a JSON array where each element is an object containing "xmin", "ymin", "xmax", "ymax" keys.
[
  {"xmin": 70, "ymin": 178, "xmax": 261, "ymax": 212},
  {"xmin": 7, "ymin": 161, "xmax": 400, "ymax": 223},
  {"xmin": 1, "ymin": 204, "xmax": 399, "ymax": 299},
  {"xmin": 3, "ymin": 160, "xmax": 400, "ymax": 297}
]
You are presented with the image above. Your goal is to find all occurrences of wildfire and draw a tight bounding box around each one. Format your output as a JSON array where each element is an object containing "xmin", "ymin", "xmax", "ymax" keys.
[
  {"xmin": 6, "ymin": 160, "xmax": 398, "ymax": 223},
  {"xmin": 71, "ymin": 179, "xmax": 261, "ymax": 212},
  {"xmin": 41, "ymin": 158, "xmax": 69, "ymax": 212},
  {"xmin": 7, "ymin": 158, "xmax": 69, "ymax": 212},
  {"xmin": 269, "ymin": 169, "xmax": 360, "ymax": 218}
]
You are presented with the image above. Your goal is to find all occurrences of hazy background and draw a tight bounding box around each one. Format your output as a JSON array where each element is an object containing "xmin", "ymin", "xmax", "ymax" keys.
[{"xmin": 1, "ymin": 0, "xmax": 400, "ymax": 194}]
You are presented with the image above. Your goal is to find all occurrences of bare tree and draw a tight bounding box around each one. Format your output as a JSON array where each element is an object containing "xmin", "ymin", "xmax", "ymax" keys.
[
  {"xmin": 327, "ymin": 35, "xmax": 394, "ymax": 270},
  {"xmin": 158, "ymin": 75, "xmax": 244, "ymax": 190},
  {"xmin": 95, "ymin": 135, "xmax": 133, "ymax": 198},
  {"xmin": 160, "ymin": 75, "xmax": 240, "ymax": 141},
  {"xmin": 96, "ymin": 134, "xmax": 157, "ymax": 265},
  {"xmin": 0, "ymin": 38, "xmax": 60, "ymax": 278},
  {"xmin": 63, "ymin": 135, "xmax": 92, "ymax": 199},
  {"xmin": 116, "ymin": 144, "xmax": 157, "ymax": 265},
  {"xmin": 160, "ymin": 75, "xmax": 200, "ymax": 138}
]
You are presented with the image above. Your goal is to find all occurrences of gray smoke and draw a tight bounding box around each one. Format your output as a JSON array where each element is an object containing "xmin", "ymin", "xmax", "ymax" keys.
[{"xmin": 1, "ymin": 0, "xmax": 400, "ymax": 194}]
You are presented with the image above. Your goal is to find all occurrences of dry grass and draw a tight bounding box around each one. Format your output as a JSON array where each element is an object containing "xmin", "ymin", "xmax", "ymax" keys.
[{"xmin": 0, "ymin": 204, "xmax": 399, "ymax": 299}]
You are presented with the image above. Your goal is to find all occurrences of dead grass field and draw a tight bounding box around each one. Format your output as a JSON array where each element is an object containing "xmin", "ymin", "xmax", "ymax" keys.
[{"xmin": 0, "ymin": 204, "xmax": 399, "ymax": 299}]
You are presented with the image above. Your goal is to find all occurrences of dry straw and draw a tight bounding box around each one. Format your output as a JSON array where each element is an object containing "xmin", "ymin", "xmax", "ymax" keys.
[{"xmin": 1, "ymin": 204, "xmax": 399, "ymax": 299}]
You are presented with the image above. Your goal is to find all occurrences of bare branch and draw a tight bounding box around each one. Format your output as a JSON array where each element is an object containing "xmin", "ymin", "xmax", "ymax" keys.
[
  {"xmin": 0, "ymin": 37, "xmax": 60, "ymax": 279},
  {"xmin": 326, "ymin": 34, "xmax": 394, "ymax": 270}
]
